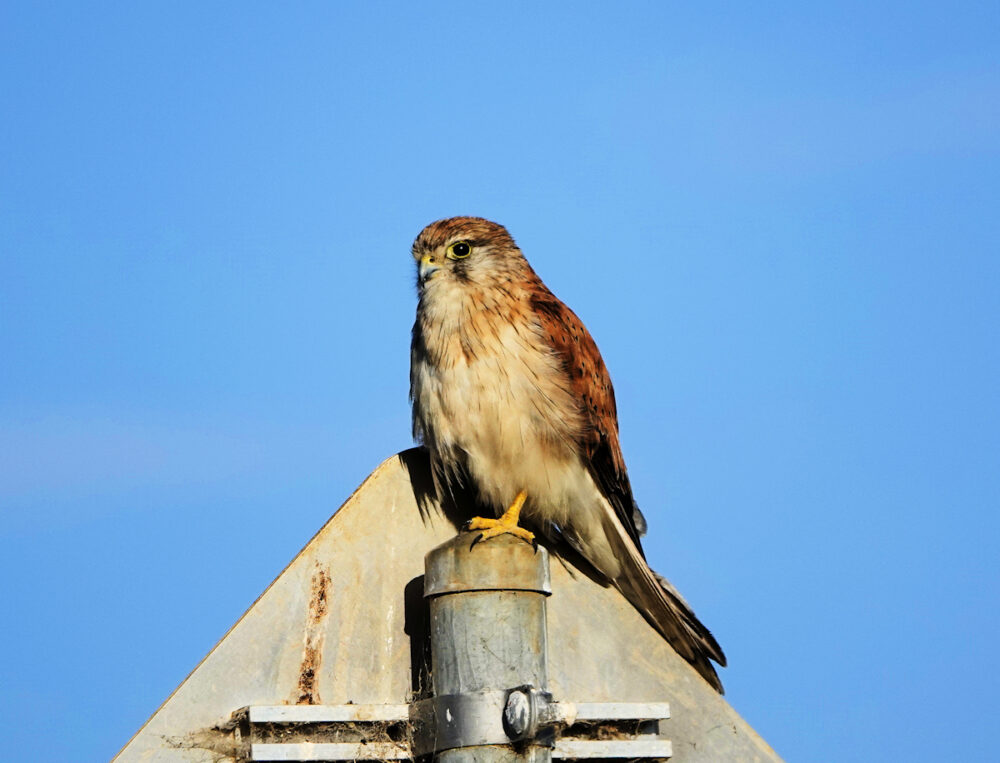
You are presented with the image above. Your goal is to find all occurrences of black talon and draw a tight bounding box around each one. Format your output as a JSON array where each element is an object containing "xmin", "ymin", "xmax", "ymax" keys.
[{"xmin": 470, "ymin": 533, "xmax": 484, "ymax": 551}]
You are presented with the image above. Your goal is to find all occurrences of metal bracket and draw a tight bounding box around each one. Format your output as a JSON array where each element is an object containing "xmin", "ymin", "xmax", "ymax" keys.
[{"xmin": 246, "ymin": 695, "xmax": 671, "ymax": 760}]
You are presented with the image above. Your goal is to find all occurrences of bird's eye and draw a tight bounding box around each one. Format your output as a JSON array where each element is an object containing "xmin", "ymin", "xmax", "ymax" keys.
[{"xmin": 447, "ymin": 240, "xmax": 472, "ymax": 259}]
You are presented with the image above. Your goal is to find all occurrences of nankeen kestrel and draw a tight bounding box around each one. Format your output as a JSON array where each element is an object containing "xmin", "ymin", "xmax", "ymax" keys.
[{"xmin": 409, "ymin": 217, "xmax": 726, "ymax": 691}]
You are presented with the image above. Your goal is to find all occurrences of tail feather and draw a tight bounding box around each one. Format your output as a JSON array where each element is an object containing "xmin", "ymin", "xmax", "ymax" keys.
[{"xmin": 598, "ymin": 508, "xmax": 727, "ymax": 693}]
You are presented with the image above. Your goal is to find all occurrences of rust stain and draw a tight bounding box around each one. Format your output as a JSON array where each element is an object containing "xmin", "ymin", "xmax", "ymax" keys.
[{"xmin": 296, "ymin": 563, "xmax": 332, "ymax": 704}]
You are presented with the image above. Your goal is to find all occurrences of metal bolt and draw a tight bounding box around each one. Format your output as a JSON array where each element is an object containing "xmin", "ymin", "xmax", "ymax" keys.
[{"xmin": 504, "ymin": 688, "xmax": 533, "ymax": 739}]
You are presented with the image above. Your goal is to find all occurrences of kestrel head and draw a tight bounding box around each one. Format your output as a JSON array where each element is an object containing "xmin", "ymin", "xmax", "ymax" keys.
[{"xmin": 412, "ymin": 217, "xmax": 530, "ymax": 292}]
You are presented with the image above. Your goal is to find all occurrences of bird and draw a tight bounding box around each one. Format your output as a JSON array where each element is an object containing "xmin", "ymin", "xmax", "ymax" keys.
[{"xmin": 409, "ymin": 216, "xmax": 726, "ymax": 692}]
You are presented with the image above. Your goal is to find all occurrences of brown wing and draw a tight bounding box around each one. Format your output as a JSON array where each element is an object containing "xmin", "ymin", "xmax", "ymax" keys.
[
  {"xmin": 529, "ymin": 290, "xmax": 647, "ymax": 551},
  {"xmin": 530, "ymin": 288, "xmax": 728, "ymax": 692}
]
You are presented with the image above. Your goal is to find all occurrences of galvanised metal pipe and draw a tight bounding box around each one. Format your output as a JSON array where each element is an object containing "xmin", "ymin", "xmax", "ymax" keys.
[{"xmin": 424, "ymin": 533, "xmax": 552, "ymax": 763}]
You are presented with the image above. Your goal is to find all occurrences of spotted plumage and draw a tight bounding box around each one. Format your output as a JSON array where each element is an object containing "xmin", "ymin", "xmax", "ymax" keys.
[{"xmin": 409, "ymin": 216, "xmax": 726, "ymax": 691}]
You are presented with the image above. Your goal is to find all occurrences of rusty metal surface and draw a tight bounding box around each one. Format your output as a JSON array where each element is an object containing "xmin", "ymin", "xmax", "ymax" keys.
[{"xmin": 113, "ymin": 448, "xmax": 782, "ymax": 762}]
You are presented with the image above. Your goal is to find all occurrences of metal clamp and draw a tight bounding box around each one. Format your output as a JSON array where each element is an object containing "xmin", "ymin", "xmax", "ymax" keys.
[
  {"xmin": 247, "ymin": 697, "xmax": 671, "ymax": 760},
  {"xmin": 426, "ymin": 690, "xmax": 511, "ymax": 752}
]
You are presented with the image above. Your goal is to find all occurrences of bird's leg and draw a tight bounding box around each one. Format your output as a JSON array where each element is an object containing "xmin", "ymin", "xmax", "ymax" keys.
[{"xmin": 466, "ymin": 490, "xmax": 536, "ymax": 548}]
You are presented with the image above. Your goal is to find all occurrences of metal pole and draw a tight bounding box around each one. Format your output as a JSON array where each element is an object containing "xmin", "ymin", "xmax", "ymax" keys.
[{"xmin": 424, "ymin": 533, "xmax": 552, "ymax": 762}]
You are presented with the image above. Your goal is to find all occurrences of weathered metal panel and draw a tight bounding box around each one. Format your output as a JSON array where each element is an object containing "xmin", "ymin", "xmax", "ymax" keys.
[{"xmin": 113, "ymin": 448, "xmax": 782, "ymax": 762}]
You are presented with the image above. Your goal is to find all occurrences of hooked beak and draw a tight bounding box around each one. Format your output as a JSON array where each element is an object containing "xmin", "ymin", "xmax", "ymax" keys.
[{"xmin": 418, "ymin": 253, "xmax": 440, "ymax": 285}]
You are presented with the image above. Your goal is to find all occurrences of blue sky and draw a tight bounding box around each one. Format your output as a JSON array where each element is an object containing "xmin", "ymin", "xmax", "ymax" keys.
[{"xmin": 1, "ymin": 2, "xmax": 998, "ymax": 760}]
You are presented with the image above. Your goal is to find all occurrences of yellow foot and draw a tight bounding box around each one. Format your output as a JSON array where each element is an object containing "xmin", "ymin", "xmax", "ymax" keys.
[{"xmin": 466, "ymin": 490, "xmax": 536, "ymax": 549}]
